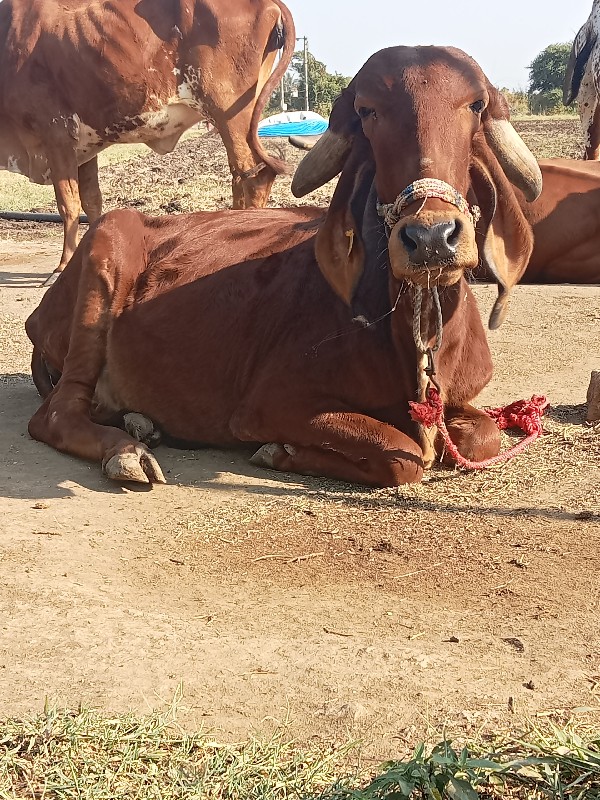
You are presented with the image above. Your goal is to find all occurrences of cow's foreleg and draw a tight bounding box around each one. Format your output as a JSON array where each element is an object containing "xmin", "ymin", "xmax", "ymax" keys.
[
  {"xmin": 236, "ymin": 411, "xmax": 424, "ymax": 487},
  {"xmin": 28, "ymin": 211, "xmax": 166, "ymax": 484},
  {"xmin": 45, "ymin": 146, "xmax": 82, "ymax": 284},
  {"xmin": 79, "ymin": 157, "xmax": 103, "ymax": 222},
  {"xmin": 437, "ymin": 404, "xmax": 501, "ymax": 465}
]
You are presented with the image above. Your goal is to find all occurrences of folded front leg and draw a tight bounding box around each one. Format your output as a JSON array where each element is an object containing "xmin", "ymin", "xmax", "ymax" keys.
[
  {"xmin": 238, "ymin": 411, "xmax": 424, "ymax": 487},
  {"xmin": 438, "ymin": 404, "xmax": 501, "ymax": 465}
]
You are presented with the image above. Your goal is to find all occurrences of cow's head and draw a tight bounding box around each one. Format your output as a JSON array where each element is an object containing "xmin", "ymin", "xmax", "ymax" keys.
[{"xmin": 292, "ymin": 46, "xmax": 542, "ymax": 327}]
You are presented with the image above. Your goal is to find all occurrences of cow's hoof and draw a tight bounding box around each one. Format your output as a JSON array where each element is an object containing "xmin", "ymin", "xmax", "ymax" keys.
[
  {"xmin": 41, "ymin": 271, "xmax": 62, "ymax": 287},
  {"xmin": 123, "ymin": 412, "xmax": 162, "ymax": 448},
  {"xmin": 249, "ymin": 442, "xmax": 286, "ymax": 468},
  {"xmin": 102, "ymin": 445, "xmax": 166, "ymax": 484}
]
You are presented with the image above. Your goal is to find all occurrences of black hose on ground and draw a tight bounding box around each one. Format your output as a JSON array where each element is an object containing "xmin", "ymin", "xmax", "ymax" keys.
[{"xmin": 0, "ymin": 211, "xmax": 89, "ymax": 223}]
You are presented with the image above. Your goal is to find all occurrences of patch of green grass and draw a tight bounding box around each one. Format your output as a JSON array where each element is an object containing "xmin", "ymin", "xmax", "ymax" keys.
[
  {"xmin": 1, "ymin": 698, "xmax": 600, "ymax": 799},
  {"xmin": 339, "ymin": 718, "xmax": 600, "ymax": 800}
]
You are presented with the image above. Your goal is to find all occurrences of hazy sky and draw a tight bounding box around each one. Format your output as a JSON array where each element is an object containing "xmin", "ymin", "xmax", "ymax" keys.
[{"xmin": 285, "ymin": 0, "xmax": 593, "ymax": 91}]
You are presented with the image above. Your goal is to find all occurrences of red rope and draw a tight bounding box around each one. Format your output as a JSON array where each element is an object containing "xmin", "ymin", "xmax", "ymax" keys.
[{"xmin": 409, "ymin": 387, "xmax": 549, "ymax": 470}]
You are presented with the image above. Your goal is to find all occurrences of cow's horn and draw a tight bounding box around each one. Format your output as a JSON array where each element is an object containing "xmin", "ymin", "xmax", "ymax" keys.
[
  {"xmin": 291, "ymin": 130, "xmax": 352, "ymax": 197},
  {"xmin": 485, "ymin": 119, "xmax": 543, "ymax": 202}
]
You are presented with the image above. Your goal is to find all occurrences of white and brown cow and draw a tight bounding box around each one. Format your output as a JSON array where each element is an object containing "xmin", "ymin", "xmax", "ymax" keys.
[{"xmin": 0, "ymin": 0, "xmax": 294, "ymax": 281}]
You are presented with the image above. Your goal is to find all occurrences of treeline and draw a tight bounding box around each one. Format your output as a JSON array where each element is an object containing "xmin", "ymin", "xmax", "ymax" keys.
[{"xmin": 268, "ymin": 42, "xmax": 578, "ymax": 119}]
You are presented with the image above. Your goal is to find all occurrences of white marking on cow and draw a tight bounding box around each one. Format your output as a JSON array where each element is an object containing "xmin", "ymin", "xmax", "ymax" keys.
[
  {"xmin": 6, "ymin": 155, "xmax": 22, "ymax": 175},
  {"xmin": 575, "ymin": 2, "xmax": 600, "ymax": 152},
  {"xmin": 75, "ymin": 121, "xmax": 104, "ymax": 161},
  {"xmin": 102, "ymin": 92, "xmax": 204, "ymax": 154}
]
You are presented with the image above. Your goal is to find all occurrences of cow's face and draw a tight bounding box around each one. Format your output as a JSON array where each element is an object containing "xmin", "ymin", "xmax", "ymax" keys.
[
  {"xmin": 353, "ymin": 48, "xmax": 489, "ymax": 286},
  {"xmin": 292, "ymin": 46, "xmax": 542, "ymax": 310}
]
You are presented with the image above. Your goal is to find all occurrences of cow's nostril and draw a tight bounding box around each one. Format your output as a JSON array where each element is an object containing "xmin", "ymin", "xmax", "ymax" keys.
[
  {"xmin": 400, "ymin": 224, "xmax": 419, "ymax": 254},
  {"xmin": 398, "ymin": 219, "xmax": 463, "ymax": 264},
  {"xmin": 445, "ymin": 219, "xmax": 461, "ymax": 251}
]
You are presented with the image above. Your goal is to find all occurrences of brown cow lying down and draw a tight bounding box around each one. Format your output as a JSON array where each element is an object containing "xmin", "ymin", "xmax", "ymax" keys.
[
  {"xmin": 25, "ymin": 46, "xmax": 543, "ymax": 488},
  {"xmin": 518, "ymin": 159, "xmax": 600, "ymax": 284}
]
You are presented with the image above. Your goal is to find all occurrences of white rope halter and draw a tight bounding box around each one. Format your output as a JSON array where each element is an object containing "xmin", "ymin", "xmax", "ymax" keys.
[{"xmin": 376, "ymin": 178, "xmax": 481, "ymax": 229}]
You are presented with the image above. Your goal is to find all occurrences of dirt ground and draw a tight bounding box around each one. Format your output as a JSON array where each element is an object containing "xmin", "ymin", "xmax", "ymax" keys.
[{"xmin": 0, "ymin": 124, "xmax": 599, "ymax": 757}]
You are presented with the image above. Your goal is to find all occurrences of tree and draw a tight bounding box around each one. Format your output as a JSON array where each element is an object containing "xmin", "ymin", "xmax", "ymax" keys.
[
  {"xmin": 289, "ymin": 51, "xmax": 350, "ymax": 117},
  {"xmin": 528, "ymin": 43, "xmax": 574, "ymax": 115},
  {"xmin": 265, "ymin": 50, "xmax": 351, "ymax": 118},
  {"xmin": 499, "ymin": 88, "xmax": 529, "ymax": 117}
]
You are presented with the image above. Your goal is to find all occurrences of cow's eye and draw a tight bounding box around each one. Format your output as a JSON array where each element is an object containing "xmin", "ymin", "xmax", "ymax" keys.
[
  {"xmin": 357, "ymin": 106, "xmax": 377, "ymax": 120},
  {"xmin": 469, "ymin": 99, "xmax": 486, "ymax": 114}
]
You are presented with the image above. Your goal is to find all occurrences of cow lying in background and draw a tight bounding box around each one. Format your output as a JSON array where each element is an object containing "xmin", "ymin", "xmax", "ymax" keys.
[
  {"xmin": 518, "ymin": 159, "xmax": 600, "ymax": 284},
  {"xmin": 0, "ymin": 0, "xmax": 294, "ymax": 282},
  {"xmin": 289, "ymin": 138, "xmax": 600, "ymax": 285},
  {"xmin": 25, "ymin": 46, "xmax": 542, "ymax": 488}
]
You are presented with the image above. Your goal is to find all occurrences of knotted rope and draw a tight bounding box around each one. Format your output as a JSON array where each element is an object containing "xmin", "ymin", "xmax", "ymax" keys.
[
  {"xmin": 377, "ymin": 178, "xmax": 481, "ymax": 229},
  {"xmin": 232, "ymin": 161, "xmax": 267, "ymax": 182},
  {"xmin": 412, "ymin": 284, "xmax": 443, "ymax": 355},
  {"xmin": 409, "ymin": 388, "xmax": 549, "ymax": 470}
]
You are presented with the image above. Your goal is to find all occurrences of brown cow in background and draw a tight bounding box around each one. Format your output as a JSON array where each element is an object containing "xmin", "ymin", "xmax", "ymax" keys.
[
  {"xmin": 0, "ymin": 0, "xmax": 294, "ymax": 282},
  {"xmin": 25, "ymin": 46, "xmax": 543, "ymax": 488},
  {"xmin": 517, "ymin": 159, "xmax": 600, "ymax": 284}
]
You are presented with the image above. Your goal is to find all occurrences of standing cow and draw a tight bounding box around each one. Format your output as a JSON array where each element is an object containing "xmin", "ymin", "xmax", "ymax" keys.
[
  {"xmin": 564, "ymin": 1, "xmax": 600, "ymax": 158},
  {"xmin": 0, "ymin": 0, "xmax": 294, "ymax": 281}
]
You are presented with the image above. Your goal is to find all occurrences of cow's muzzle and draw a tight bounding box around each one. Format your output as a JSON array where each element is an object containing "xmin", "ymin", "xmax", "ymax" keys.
[
  {"xmin": 400, "ymin": 218, "xmax": 462, "ymax": 263},
  {"xmin": 379, "ymin": 179, "xmax": 480, "ymax": 287}
]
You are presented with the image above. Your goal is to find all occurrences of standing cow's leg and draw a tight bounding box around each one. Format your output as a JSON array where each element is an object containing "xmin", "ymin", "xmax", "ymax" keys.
[
  {"xmin": 216, "ymin": 108, "xmax": 278, "ymax": 209},
  {"xmin": 79, "ymin": 156, "xmax": 103, "ymax": 222},
  {"xmin": 233, "ymin": 410, "xmax": 424, "ymax": 487},
  {"xmin": 578, "ymin": 73, "xmax": 600, "ymax": 159},
  {"xmin": 28, "ymin": 211, "xmax": 165, "ymax": 484},
  {"xmin": 44, "ymin": 145, "xmax": 82, "ymax": 285}
]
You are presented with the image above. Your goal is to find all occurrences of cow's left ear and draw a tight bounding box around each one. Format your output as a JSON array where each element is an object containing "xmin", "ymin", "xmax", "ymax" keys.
[
  {"xmin": 481, "ymin": 86, "xmax": 543, "ymax": 203},
  {"xmin": 469, "ymin": 150, "xmax": 534, "ymax": 329},
  {"xmin": 314, "ymin": 137, "xmax": 375, "ymax": 304}
]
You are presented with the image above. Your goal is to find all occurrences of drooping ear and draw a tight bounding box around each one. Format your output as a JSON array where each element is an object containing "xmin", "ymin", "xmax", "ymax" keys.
[
  {"xmin": 314, "ymin": 135, "xmax": 375, "ymax": 304},
  {"xmin": 482, "ymin": 86, "xmax": 543, "ymax": 202},
  {"xmin": 564, "ymin": 22, "xmax": 596, "ymax": 105},
  {"xmin": 291, "ymin": 83, "xmax": 360, "ymax": 197},
  {"xmin": 469, "ymin": 146, "xmax": 534, "ymax": 329}
]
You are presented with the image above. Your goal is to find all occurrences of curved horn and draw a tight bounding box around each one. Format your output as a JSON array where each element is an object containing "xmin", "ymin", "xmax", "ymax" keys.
[
  {"xmin": 485, "ymin": 119, "xmax": 543, "ymax": 202},
  {"xmin": 291, "ymin": 129, "xmax": 352, "ymax": 197}
]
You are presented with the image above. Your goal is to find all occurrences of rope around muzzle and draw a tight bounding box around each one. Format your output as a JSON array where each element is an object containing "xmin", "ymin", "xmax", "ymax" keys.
[{"xmin": 377, "ymin": 177, "xmax": 481, "ymax": 229}]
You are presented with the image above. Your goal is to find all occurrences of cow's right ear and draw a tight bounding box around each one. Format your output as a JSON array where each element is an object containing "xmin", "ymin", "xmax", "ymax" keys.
[
  {"xmin": 469, "ymin": 153, "xmax": 534, "ymax": 329},
  {"xmin": 314, "ymin": 137, "xmax": 375, "ymax": 305},
  {"xmin": 291, "ymin": 84, "xmax": 360, "ymax": 197}
]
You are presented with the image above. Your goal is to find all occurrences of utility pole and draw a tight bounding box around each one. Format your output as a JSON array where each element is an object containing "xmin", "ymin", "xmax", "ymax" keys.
[
  {"xmin": 296, "ymin": 36, "xmax": 310, "ymax": 112},
  {"xmin": 303, "ymin": 36, "xmax": 309, "ymax": 112}
]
